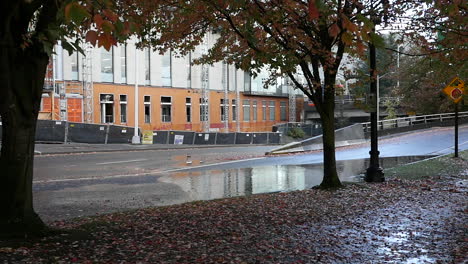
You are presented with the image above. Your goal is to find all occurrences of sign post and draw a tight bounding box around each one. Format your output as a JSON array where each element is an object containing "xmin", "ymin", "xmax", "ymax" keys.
[{"xmin": 442, "ymin": 77, "xmax": 465, "ymax": 157}]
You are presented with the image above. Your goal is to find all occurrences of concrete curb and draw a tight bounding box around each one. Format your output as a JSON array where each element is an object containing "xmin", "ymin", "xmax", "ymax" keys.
[
  {"xmin": 33, "ymin": 143, "xmax": 274, "ymax": 155},
  {"xmin": 267, "ymin": 139, "xmax": 368, "ymax": 155},
  {"xmin": 267, "ymin": 124, "xmax": 365, "ymax": 155}
]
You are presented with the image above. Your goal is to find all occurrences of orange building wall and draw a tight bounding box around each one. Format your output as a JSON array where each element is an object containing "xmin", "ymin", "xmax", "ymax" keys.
[
  {"xmin": 40, "ymin": 97, "xmax": 60, "ymax": 120},
  {"xmin": 93, "ymin": 83, "xmax": 289, "ymax": 132}
]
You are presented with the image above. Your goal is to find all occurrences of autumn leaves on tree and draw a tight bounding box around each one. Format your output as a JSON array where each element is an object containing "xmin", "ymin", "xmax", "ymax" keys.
[{"xmin": 0, "ymin": 0, "xmax": 466, "ymax": 237}]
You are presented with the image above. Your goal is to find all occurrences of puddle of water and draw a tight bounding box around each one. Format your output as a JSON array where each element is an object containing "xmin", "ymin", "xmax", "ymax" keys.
[
  {"xmin": 405, "ymin": 256, "xmax": 435, "ymax": 264},
  {"xmin": 33, "ymin": 155, "xmax": 433, "ymax": 221},
  {"xmin": 158, "ymin": 156, "xmax": 433, "ymax": 201},
  {"xmin": 383, "ymin": 231, "xmax": 409, "ymax": 244}
]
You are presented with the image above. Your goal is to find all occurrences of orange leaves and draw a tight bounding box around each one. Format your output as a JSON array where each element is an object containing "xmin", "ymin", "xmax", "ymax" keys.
[
  {"xmin": 93, "ymin": 14, "xmax": 104, "ymax": 28},
  {"xmin": 85, "ymin": 30, "xmax": 98, "ymax": 46},
  {"xmin": 102, "ymin": 9, "xmax": 118, "ymax": 23},
  {"xmin": 63, "ymin": 1, "xmax": 133, "ymax": 51},
  {"xmin": 329, "ymin": 23, "xmax": 340, "ymax": 37},
  {"xmin": 84, "ymin": 27, "xmax": 117, "ymax": 50},
  {"xmin": 308, "ymin": 0, "xmax": 320, "ymax": 20},
  {"xmin": 341, "ymin": 32, "xmax": 353, "ymax": 45},
  {"xmin": 98, "ymin": 34, "xmax": 116, "ymax": 51},
  {"xmin": 341, "ymin": 15, "xmax": 357, "ymax": 33}
]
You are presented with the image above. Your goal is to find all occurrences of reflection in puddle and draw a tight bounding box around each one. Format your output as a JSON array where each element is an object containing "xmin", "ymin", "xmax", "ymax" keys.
[
  {"xmin": 159, "ymin": 156, "xmax": 432, "ymax": 202},
  {"xmin": 34, "ymin": 155, "xmax": 433, "ymax": 221}
]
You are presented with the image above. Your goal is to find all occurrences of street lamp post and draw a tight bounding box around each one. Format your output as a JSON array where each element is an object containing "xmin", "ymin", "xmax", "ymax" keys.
[
  {"xmin": 132, "ymin": 47, "xmax": 141, "ymax": 144},
  {"xmin": 365, "ymin": 41, "xmax": 385, "ymax": 182},
  {"xmin": 376, "ymin": 72, "xmax": 394, "ymax": 125}
]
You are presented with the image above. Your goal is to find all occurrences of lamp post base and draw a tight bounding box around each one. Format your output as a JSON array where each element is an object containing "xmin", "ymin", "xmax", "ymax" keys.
[
  {"xmin": 365, "ymin": 166, "xmax": 385, "ymax": 182},
  {"xmin": 131, "ymin": 135, "xmax": 141, "ymax": 145}
]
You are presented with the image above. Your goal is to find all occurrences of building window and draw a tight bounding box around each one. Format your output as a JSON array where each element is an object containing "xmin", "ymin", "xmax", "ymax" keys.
[
  {"xmin": 186, "ymin": 53, "xmax": 192, "ymax": 88},
  {"xmin": 220, "ymin": 99, "xmax": 229, "ymax": 121},
  {"xmin": 101, "ymin": 47, "xmax": 113, "ymax": 82},
  {"xmin": 71, "ymin": 52, "xmax": 79, "ymax": 80},
  {"xmin": 269, "ymin": 101, "xmax": 275, "ymax": 121},
  {"xmin": 232, "ymin": 99, "xmax": 237, "ymax": 121},
  {"xmin": 186, "ymin": 97, "xmax": 192, "ymax": 123},
  {"xmin": 262, "ymin": 100, "xmax": 267, "ymax": 121},
  {"xmin": 280, "ymin": 101, "xmax": 287, "ymax": 121},
  {"xmin": 243, "ymin": 72, "xmax": 251, "ymax": 92},
  {"xmin": 144, "ymin": 48, "xmax": 150, "ymax": 85},
  {"xmin": 162, "ymin": 51, "xmax": 172, "ymax": 86},
  {"xmin": 100, "ymin": 94, "xmax": 114, "ymax": 123},
  {"xmin": 121, "ymin": 45, "xmax": 127, "ymax": 83},
  {"xmin": 243, "ymin": 99, "xmax": 250, "ymax": 121},
  {"xmin": 120, "ymin": 95, "xmax": 127, "ymax": 123},
  {"xmin": 144, "ymin": 96, "xmax": 151, "ymax": 123},
  {"xmin": 161, "ymin": 96, "xmax": 172, "ymax": 122},
  {"xmin": 253, "ymin": 100, "xmax": 258, "ymax": 121},
  {"xmin": 200, "ymin": 98, "xmax": 208, "ymax": 122}
]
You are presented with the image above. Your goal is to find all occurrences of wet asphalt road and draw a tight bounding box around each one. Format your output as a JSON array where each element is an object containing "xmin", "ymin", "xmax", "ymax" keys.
[{"xmin": 33, "ymin": 125, "xmax": 468, "ymax": 221}]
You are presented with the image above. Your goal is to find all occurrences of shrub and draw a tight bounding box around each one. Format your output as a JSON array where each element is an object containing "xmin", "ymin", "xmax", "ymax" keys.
[{"xmin": 287, "ymin": 127, "xmax": 305, "ymax": 139}]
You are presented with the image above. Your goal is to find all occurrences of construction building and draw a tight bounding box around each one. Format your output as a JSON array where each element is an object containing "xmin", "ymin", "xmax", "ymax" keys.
[{"xmin": 40, "ymin": 35, "xmax": 303, "ymax": 132}]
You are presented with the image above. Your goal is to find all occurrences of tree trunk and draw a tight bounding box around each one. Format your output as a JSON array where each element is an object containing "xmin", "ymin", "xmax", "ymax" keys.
[
  {"xmin": 0, "ymin": 41, "xmax": 49, "ymax": 238},
  {"xmin": 319, "ymin": 106, "xmax": 342, "ymax": 188},
  {"xmin": 318, "ymin": 78, "xmax": 342, "ymax": 189}
]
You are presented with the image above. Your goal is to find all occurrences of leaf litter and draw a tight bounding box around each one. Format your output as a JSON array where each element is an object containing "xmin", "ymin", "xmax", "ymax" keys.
[{"xmin": 1, "ymin": 164, "xmax": 467, "ymax": 263}]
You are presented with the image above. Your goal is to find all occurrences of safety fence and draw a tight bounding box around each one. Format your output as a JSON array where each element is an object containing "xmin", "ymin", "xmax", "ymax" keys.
[
  {"xmin": 0, "ymin": 120, "xmax": 281, "ymax": 145},
  {"xmin": 150, "ymin": 131, "xmax": 280, "ymax": 145}
]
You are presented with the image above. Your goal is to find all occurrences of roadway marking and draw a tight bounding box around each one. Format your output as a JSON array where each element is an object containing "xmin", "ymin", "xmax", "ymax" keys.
[
  {"xmin": 160, "ymin": 157, "xmax": 266, "ymax": 173},
  {"xmin": 96, "ymin": 159, "xmax": 148, "ymax": 165},
  {"xmin": 33, "ymin": 157, "xmax": 267, "ymax": 184},
  {"xmin": 429, "ymin": 140, "xmax": 468, "ymax": 155}
]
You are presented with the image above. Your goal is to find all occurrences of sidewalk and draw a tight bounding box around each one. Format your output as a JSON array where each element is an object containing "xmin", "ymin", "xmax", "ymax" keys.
[{"xmin": 33, "ymin": 143, "xmax": 249, "ymax": 155}]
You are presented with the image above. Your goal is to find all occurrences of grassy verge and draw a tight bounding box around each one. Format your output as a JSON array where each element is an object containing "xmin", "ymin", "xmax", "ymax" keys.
[{"xmin": 386, "ymin": 150, "xmax": 468, "ymax": 180}]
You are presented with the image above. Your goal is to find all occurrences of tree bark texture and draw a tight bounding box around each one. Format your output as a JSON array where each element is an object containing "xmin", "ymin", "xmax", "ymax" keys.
[
  {"xmin": 317, "ymin": 85, "xmax": 342, "ymax": 188},
  {"xmin": 0, "ymin": 37, "xmax": 50, "ymax": 237}
]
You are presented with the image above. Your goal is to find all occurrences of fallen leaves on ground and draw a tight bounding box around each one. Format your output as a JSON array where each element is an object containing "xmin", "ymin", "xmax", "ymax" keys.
[{"xmin": 1, "ymin": 175, "xmax": 466, "ymax": 263}]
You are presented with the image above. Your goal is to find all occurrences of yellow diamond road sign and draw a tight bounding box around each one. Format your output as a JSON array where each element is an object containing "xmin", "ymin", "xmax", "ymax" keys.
[{"xmin": 443, "ymin": 77, "xmax": 465, "ymax": 104}]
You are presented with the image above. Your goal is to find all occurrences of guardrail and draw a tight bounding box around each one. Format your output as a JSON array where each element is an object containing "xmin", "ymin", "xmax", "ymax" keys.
[{"xmin": 361, "ymin": 111, "xmax": 468, "ymax": 133}]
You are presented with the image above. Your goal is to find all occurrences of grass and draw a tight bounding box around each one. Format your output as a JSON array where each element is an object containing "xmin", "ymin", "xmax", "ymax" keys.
[{"xmin": 386, "ymin": 150, "xmax": 468, "ymax": 180}]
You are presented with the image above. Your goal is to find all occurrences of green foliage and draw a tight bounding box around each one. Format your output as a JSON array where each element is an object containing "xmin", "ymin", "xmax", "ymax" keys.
[
  {"xmin": 396, "ymin": 42, "xmax": 468, "ymax": 115},
  {"xmin": 287, "ymin": 127, "xmax": 306, "ymax": 139},
  {"xmin": 383, "ymin": 99, "xmax": 397, "ymax": 120},
  {"xmin": 349, "ymin": 34, "xmax": 400, "ymax": 98},
  {"xmin": 386, "ymin": 150, "xmax": 468, "ymax": 180}
]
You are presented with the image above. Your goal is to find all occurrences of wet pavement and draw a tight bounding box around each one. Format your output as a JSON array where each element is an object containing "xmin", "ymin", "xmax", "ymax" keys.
[
  {"xmin": 34, "ymin": 156, "xmax": 431, "ymax": 221},
  {"xmin": 32, "ymin": 125, "xmax": 468, "ymax": 222}
]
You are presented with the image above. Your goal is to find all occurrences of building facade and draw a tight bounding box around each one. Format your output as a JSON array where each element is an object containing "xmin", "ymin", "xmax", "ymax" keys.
[{"xmin": 40, "ymin": 35, "xmax": 298, "ymax": 132}]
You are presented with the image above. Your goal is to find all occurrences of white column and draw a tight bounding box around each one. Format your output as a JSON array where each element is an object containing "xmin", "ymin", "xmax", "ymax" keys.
[
  {"xmin": 377, "ymin": 75, "xmax": 380, "ymax": 126},
  {"xmin": 132, "ymin": 48, "xmax": 141, "ymax": 144}
]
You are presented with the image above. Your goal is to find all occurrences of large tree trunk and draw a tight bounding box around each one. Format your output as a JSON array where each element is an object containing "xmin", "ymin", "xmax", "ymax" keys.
[
  {"xmin": 318, "ymin": 79, "xmax": 342, "ymax": 189},
  {"xmin": 0, "ymin": 39, "xmax": 49, "ymax": 238}
]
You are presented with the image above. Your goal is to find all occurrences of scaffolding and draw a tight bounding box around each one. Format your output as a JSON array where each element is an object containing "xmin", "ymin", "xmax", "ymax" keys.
[
  {"xmin": 222, "ymin": 62, "xmax": 229, "ymax": 132},
  {"xmin": 82, "ymin": 45, "xmax": 94, "ymax": 123},
  {"xmin": 235, "ymin": 68, "xmax": 240, "ymax": 132},
  {"xmin": 200, "ymin": 36, "xmax": 210, "ymax": 132},
  {"xmin": 287, "ymin": 77, "xmax": 296, "ymax": 122}
]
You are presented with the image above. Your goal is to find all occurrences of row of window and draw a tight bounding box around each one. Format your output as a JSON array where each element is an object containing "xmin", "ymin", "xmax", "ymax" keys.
[
  {"xmin": 70, "ymin": 46, "xmax": 172, "ymax": 85},
  {"xmin": 100, "ymin": 94, "xmax": 287, "ymax": 124}
]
